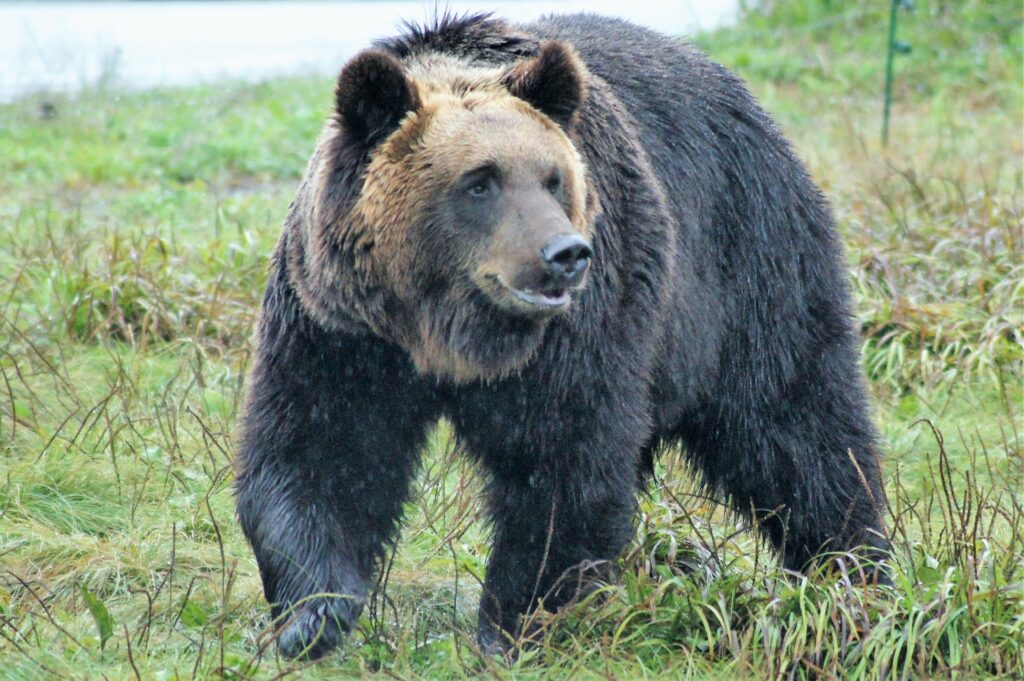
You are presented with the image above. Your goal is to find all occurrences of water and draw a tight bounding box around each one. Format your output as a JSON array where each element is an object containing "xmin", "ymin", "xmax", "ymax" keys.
[{"xmin": 0, "ymin": 1, "xmax": 738, "ymax": 101}]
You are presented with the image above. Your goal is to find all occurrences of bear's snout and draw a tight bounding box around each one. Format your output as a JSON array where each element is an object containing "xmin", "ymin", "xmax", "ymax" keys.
[
  {"xmin": 472, "ymin": 188, "xmax": 593, "ymax": 316},
  {"xmin": 490, "ymin": 230, "xmax": 593, "ymax": 314}
]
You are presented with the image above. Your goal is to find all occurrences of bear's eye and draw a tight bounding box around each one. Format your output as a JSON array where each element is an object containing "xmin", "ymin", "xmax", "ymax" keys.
[
  {"xmin": 467, "ymin": 181, "xmax": 490, "ymax": 198},
  {"xmin": 460, "ymin": 164, "xmax": 500, "ymax": 200},
  {"xmin": 545, "ymin": 172, "xmax": 562, "ymax": 194}
]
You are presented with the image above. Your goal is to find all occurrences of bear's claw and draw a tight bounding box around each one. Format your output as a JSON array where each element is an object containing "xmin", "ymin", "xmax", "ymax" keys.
[{"xmin": 276, "ymin": 600, "xmax": 351, "ymax": 660}]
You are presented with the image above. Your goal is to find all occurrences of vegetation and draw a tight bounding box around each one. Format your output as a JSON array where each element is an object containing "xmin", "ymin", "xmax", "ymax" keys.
[{"xmin": 1, "ymin": 1, "xmax": 1020, "ymax": 678}]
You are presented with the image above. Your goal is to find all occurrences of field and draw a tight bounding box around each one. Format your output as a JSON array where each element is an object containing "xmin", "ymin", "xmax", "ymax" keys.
[{"xmin": 1, "ymin": 1, "xmax": 1021, "ymax": 678}]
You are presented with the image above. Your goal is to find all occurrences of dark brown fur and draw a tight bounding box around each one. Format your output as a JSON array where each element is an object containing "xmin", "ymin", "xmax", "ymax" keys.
[{"xmin": 235, "ymin": 13, "xmax": 889, "ymax": 660}]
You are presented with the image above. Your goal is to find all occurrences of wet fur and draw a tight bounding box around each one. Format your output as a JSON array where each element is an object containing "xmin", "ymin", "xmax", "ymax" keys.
[{"xmin": 235, "ymin": 12, "xmax": 889, "ymax": 659}]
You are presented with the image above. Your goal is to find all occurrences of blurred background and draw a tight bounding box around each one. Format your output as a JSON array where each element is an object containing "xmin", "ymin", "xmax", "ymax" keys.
[{"xmin": 1, "ymin": 1, "xmax": 739, "ymax": 100}]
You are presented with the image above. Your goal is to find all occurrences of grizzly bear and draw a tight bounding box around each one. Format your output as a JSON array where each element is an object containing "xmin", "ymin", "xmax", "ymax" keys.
[{"xmin": 234, "ymin": 12, "xmax": 889, "ymax": 659}]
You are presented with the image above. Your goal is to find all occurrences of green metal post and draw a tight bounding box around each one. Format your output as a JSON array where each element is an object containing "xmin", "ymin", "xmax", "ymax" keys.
[{"xmin": 882, "ymin": 0, "xmax": 900, "ymax": 146}]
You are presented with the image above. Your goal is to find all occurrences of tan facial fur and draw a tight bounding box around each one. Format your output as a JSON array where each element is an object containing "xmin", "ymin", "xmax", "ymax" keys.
[{"xmin": 339, "ymin": 58, "xmax": 592, "ymax": 381}]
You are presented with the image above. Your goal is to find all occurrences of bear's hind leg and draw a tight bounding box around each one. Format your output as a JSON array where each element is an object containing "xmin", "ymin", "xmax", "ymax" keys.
[{"xmin": 679, "ymin": 342, "xmax": 889, "ymax": 580}]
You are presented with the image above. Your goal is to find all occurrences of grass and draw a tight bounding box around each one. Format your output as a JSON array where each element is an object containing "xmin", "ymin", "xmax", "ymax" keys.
[{"xmin": 1, "ymin": 0, "xmax": 1021, "ymax": 678}]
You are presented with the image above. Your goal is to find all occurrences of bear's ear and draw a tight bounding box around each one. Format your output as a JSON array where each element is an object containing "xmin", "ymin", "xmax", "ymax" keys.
[
  {"xmin": 335, "ymin": 50, "xmax": 420, "ymax": 149},
  {"xmin": 504, "ymin": 41, "xmax": 587, "ymax": 129}
]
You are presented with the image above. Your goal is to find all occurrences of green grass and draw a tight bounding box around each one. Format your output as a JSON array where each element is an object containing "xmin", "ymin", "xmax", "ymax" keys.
[{"xmin": 1, "ymin": 1, "xmax": 1021, "ymax": 678}]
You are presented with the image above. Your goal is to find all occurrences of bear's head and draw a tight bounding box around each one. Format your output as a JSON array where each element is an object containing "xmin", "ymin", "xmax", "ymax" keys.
[{"xmin": 291, "ymin": 41, "xmax": 595, "ymax": 382}]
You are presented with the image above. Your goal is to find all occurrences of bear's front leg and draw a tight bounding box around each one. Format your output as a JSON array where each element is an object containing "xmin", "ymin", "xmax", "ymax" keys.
[
  {"xmin": 475, "ymin": 463, "xmax": 639, "ymax": 652},
  {"xmin": 235, "ymin": 280, "xmax": 440, "ymax": 659},
  {"xmin": 456, "ymin": 376, "xmax": 648, "ymax": 655}
]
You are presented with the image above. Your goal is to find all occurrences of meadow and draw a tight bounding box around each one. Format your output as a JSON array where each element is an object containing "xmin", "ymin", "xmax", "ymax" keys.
[{"xmin": 1, "ymin": 1, "xmax": 1021, "ymax": 678}]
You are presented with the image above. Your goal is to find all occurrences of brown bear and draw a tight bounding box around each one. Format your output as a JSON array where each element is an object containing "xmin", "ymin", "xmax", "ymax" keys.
[{"xmin": 234, "ymin": 12, "xmax": 889, "ymax": 660}]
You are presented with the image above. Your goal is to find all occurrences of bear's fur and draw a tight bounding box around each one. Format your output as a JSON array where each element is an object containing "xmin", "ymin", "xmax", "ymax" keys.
[{"xmin": 235, "ymin": 13, "xmax": 889, "ymax": 660}]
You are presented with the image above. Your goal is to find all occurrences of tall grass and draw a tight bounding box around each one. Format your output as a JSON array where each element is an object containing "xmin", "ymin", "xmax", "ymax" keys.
[{"xmin": 1, "ymin": 1, "xmax": 1021, "ymax": 678}]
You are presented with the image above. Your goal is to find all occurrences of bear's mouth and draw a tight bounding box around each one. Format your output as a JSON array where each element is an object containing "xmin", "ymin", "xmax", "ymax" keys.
[
  {"xmin": 482, "ymin": 274, "xmax": 573, "ymax": 314},
  {"xmin": 509, "ymin": 286, "xmax": 569, "ymax": 309}
]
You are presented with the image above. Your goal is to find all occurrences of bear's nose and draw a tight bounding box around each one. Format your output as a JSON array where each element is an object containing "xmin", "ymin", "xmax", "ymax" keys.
[{"xmin": 541, "ymin": 234, "xmax": 593, "ymax": 283}]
